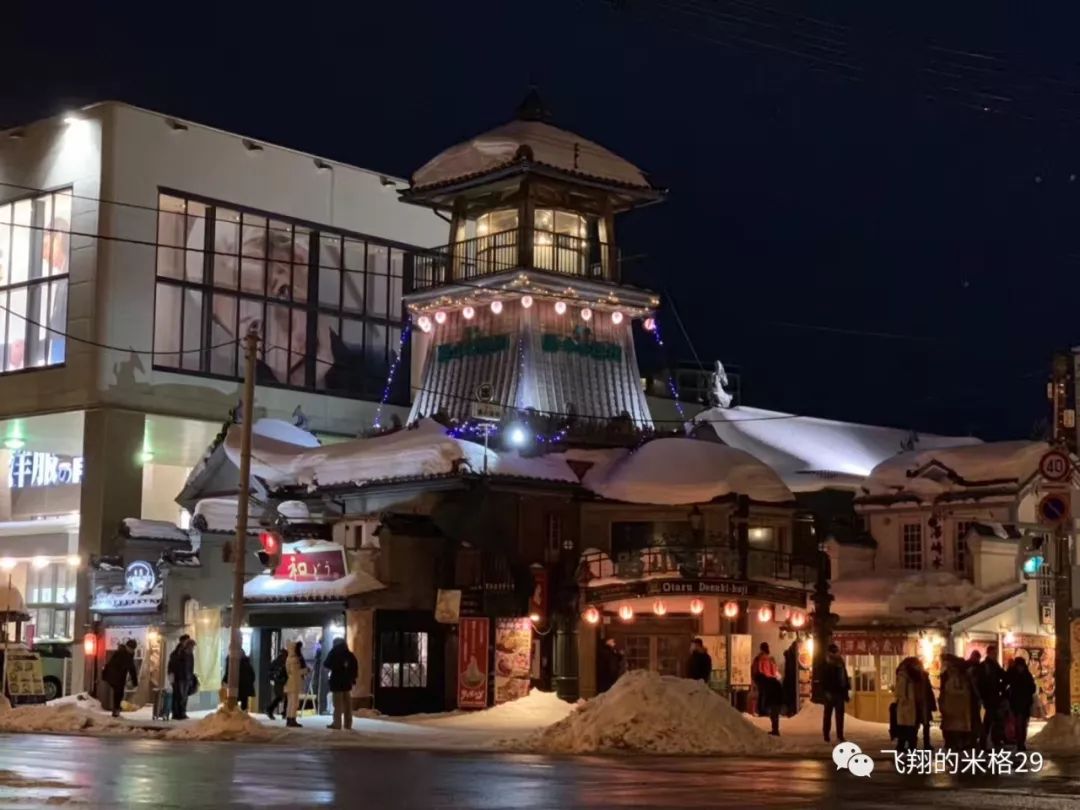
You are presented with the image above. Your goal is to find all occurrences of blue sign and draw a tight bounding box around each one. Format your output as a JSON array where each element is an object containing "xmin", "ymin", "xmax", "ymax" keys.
[{"xmin": 1037, "ymin": 493, "xmax": 1070, "ymax": 526}]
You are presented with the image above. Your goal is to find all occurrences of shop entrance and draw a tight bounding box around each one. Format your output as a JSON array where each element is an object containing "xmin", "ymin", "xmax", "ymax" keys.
[
  {"xmin": 849, "ymin": 653, "xmax": 900, "ymax": 724},
  {"xmin": 373, "ymin": 610, "xmax": 444, "ymax": 716},
  {"xmin": 609, "ymin": 618, "xmax": 696, "ymax": 678}
]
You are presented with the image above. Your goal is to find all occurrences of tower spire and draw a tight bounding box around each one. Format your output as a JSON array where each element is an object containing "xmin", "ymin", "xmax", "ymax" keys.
[{"xmin": 515, "ymin": 86, "xmax": 551, "ymax": 123}]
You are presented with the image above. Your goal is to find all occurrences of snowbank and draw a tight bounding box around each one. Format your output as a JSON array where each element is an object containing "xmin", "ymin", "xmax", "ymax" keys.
[
  {"xmin": 416, "ymin": 689, "xmax": 575, "ymax": 731},
  {"xmin": 532, "ymin": 671, "xmax": 786, "ymax": 755},
  {"xmin": 165, "ymin": 706, "xmax": 272, "ymax": 742},
  {"xmin": 1029, "ymin": 714, "xmax": 1080, "ymax": 754},
  {"xmin": 0, "ymin": 701, "xmax": 133, "ymax": 734}
]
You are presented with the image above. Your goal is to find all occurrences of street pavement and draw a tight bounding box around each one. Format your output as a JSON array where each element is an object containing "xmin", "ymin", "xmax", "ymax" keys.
[{"xmin": 0, "ymin": 733, "xmax": 1076, "ymax": 809}]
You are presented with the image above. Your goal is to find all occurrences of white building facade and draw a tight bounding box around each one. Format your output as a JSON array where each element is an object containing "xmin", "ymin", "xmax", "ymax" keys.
[{"xmin": 0, "ymin": 102, "xmax": 444, "ymax": 685}]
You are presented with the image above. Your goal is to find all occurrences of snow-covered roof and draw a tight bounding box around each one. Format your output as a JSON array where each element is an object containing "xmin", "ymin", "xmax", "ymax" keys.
[
  {"xmin": 244, "ymin": 570, "xmax": 386, "ymax": 603},
  {"xmin": 585, "ymin": 438, "xmax": 794, "ymax": 505},
  {"xmin": 193, "ymin": 497, "xmax": 264, "ymax": 535},
  {"xmin": 694, "ymin": 405, "xmax": 980, "ymax": 492},
  {"xmin": 966, "ymin": 522, "xmax": 1023, "ymax": 541},
  {"xmin": 120, "ymin": 518, "xmax": 191, "ymax": 544},
  {"xmin": 830, "ymin": 571, "xmax": 1022, "ymax": 628},
  {"xmin": 411, "ymin": 120, "xmax": 653, "ymax": 191},
  {"xmin": 861, "ymin": 440, "xmax": 1050, "ymax": 500}
]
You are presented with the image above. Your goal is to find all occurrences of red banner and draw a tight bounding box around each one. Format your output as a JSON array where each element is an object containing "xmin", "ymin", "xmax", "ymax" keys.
[
  {"xmin": 528, "ymin": 567, "xmax": 548, "ymax": 619},
  {"xmin": 273, "ymin": 548, "xmax": 347, "ymax": 581},
  {"xmin": 457, "ymin": 617, "xmax": 490, "ymax": 710}
]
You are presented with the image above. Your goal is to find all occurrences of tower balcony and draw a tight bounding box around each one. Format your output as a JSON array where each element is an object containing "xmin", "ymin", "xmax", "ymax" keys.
[{"xmin": 413, "ymin": 228, "xmax": 620, "ymax": 292}]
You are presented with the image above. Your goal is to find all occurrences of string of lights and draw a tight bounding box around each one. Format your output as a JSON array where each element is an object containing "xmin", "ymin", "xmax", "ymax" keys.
[{"xmin": 371, "ymin": 320, "xmax": 412, "ymax": 430}]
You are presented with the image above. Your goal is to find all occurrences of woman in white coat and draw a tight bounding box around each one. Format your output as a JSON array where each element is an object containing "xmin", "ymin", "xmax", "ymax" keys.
[{"xmin": 285, "ymin": 640, "xmax": 309, "ymax": 728}]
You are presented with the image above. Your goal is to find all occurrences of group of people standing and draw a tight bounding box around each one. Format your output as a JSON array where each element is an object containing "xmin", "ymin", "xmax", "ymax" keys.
[
  {"xmin": 263, "ymin": 639, "xmax": 358, "ymax": 729},
  {"xmin": 895, "ymin": 643, "xmax": 1037, "ymax": 752}
]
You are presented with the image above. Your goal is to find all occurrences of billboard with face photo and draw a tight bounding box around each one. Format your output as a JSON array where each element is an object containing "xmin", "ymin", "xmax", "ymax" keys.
[{"xmin": 153, "ymin": 193, "xmax": 406, "ymax": 400}]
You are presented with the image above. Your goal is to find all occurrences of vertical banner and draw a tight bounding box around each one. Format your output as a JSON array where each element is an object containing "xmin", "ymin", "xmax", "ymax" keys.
[
  {"xmin": 457, "ymin": 617, "xmax": 490, "ymax": 710},
  {"xmin": 1071, "ymin": 619, "xmax": 1080, "ymax": 714},
  {"xmin": 528, "ymin": 567, "xmax": 548, "ymax": 619},
  {"xmin": 494, "ymin": 618, "xmax": 533, "ymax": 704}
]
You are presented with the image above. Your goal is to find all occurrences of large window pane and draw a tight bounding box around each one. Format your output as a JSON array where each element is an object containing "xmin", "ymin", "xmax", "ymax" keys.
[
  {"xmin": 6, "ymin": 287, "xmax": 27, "ymax": 371},
  {"xmin": 181, "ymin": 289, "xmax": 203, "ymax": 371},
  {"xmin": 292, "ymin": 227, "xmax": 310, "ymax": 303},
  {"xmin": 0, "ymin": 204, "xmax": 11, "ymax": 286},
  {"xmin": 157, "ymin": 194, "xmax": 186, "ymax": 279},
  {"xmin": 11, "ymin": 200, "xmax": 31, "ymax": 284},
  {"xmin": 154, "ymin": 283, "xmax": 182, "ymax": 363},
  {"xmin": 366, "ymin": 243, "xmax": 389, "ymax": 318},
  {"xmin": 214, "ymin": 208, "xmax": 239, "ymax": 289},
  {"xmin": 211, "ymin": 293, "xmax": 238, "ymax": 376}
]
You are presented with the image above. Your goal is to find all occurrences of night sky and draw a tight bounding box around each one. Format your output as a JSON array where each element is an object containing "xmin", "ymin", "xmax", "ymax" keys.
[{"xmin": 6, "ymin": 2, "xmax": 1080, "ymax": 440}]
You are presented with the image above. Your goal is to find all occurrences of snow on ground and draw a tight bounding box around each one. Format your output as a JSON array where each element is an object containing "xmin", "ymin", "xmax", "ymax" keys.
[
  {"xmin": 410, "ymin": 688, "xmax": 576, "ymax": 731},
  {"xmin": 747, "ymin": 702, "xmax": 893, "ymax": 753},
  {"xmin": 165, "ymin": 706, "xmax": 273, "ymax": 742},
  {"xmin": 530, "ymin": 670, "xmax": 787, "ymax": 755},
  {"xmin": 0, "ymin": 698, "xmax": 145, "ymax": 736},
  {"xmin": 1029, "ymin": 714, "xmax": 1080, "ymax": 754}
]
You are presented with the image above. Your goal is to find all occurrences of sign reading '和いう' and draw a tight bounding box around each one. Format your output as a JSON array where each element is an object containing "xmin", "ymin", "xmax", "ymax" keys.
[{"xmin": 273, "ymin": 548, "xmax": 348, "ymax": 581}]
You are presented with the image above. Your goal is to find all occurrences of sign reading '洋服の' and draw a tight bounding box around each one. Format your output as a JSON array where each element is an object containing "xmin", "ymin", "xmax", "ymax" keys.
[{"xmin": 8, "ymin": 452, "xmax": 84, "ymax": 489}]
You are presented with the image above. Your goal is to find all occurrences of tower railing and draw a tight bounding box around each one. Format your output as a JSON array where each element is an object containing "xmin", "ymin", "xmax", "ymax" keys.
[{"xmin": 412, "ymin": 229, "xmax": 619, "ymax": 291}]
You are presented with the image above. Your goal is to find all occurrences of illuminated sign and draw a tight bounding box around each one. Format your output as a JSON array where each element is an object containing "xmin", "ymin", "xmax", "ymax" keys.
[
  {"xmin": 125, "ymin": 561, "xmax": 157, "ymax": 595},
  {"xmin": 273, "ymin": 548, "xmax": 348, "ymax": 581},
  {"xmin": 541, "ymin": 327, "xmax": 621, "ymax": 361},
  {"xmin": 436, "ymin": 328, "xmax": 510, "ymax": 363},
  {"xmin": 8, "ymin": 452, "xmax": 84, "ymax": 489}
]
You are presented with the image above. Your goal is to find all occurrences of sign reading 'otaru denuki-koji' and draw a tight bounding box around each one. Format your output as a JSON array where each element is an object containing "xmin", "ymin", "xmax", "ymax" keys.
[{"xmin": 8, "ymin": 451, "xmax": 84, "ymax": 489}]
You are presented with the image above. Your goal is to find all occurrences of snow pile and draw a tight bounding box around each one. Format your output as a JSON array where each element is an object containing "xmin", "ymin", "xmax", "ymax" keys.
[
  {"xmin": 417, "ymin": 689, "xmax": 575, "ymax": 731},
  {"xmin": 165, "ymin": 706, "xmax": 272, "ymax": 742},
  {"xmin": 0, "ymin": 702, "xmax": 131, "ymax": 734},
  {"xmin": 586, "ymin": 438, "xmax": 794, "ymax": 505},
  {"xmin": 47, "ymin": 693, "xmax": 102, "ymax": 710},
  {"xmin": 1030, "ymin": 714, "xmax": 1080, "ymax": 753},
  {"xmin": 532, "ymin": 670, "xmax": 786, "ymax": 755}
]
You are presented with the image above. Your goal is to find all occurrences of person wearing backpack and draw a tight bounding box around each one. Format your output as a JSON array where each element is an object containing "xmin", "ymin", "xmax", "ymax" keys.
[
  {"xmin": 938, "ymin": 654, "xmax": 975, "ymax": 750},
  {"xmin": 323, "ymin": 637, "xmax": 359, "ymax": 730},
  {"xmin": 265, "ymin": 647, "xmax": 289, "ymax": 720}
]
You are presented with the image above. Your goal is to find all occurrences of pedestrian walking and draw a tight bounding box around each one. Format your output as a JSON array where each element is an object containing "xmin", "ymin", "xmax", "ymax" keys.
[
  {"xmin": 222, "ymin": 650, "xmax": 256, "ymax": 711},
  {"xmin": 323, "ymin": 637, "xmax": 359, "ymax": 730},
  {"xmin": 975, "ymin": 644, "xmax": 1006, "ymax": 749},
  {"xmin": 751, "ymin": 642, "xmax": 782, "ymax": 735},
  {"xmin": 1005, "ymin": 657, "xmax": 1036, "ymax": 751},
  {"xmin": 102, "ymin": 639, "xmax": 138, "ymax": 718},
  {"xmin": 914, "ymin": 658, "xmax": 937, "ymax": 749},
  {"xmin": 284, "ymin": 640, "xmax": 309, "ymax": 728},
  {"xmin": 266, "ymin": 648, "xmax": 289, "ymax": 720},
  {"xmin": 893, "ymin": 657, "xmax": 922, "ymax": 752},
  {"xmin": 938, "ymin": 654, "xmax": 975, "ymax": 750},
  {"xmin": 167, "ymin": 635, "xmax": 196, "ymax": 720},
  {"xmin": 822, "ymin": 643, "xmax": 849, "ymax": 743},
  {"xmin": 686, "ymin": 637, "xmax": 712, "ymax": 683},
  {"xmin": 597, "ymin": 637, "xmax": 626, "ymax": 693}
]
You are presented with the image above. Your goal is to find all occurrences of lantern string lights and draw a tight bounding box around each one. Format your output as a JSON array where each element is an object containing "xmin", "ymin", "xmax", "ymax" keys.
[
  {"xmin": 521, "ymin": 294, "xmax": 534, "ymax": 309},
  {"xmin": 462, "ymin": 305, "xmax": 475, "ymax": 320},
  {"xmin": 580, "ymin": 307, "xmax": 593, "ymax": 322},
  {"xmin": 648, "ymin": 316, "xmax": 686, "ymax": 421},
  {"xmin": 554, "ymin": 300, "xmax": 567, "ymax": 315},
  {"xmin": 652, "ymin": 598, "xmax": 667, "ymax": 617},
  {"xmin": 618, "ymin": 603, "xmax": 634, "ymax": 622},
  {"xmin": 689, "ymin": 598, "xmax": 705, "ymax": 616},
  {"xmin": 490, "ymin": 300, "xmax": 503, "ymax": 315},
  {"xmin": 757, "ymin": 605, "xmax": 773, "ymax": 623},
  {"xmin": 723, "ymin": 601, "xmax": 739, "ymax": 619},
  {"xmin": 582, "ymin": 606, "xmax": 600, "ymax": 625},
  {"xmin": 372, "ymin": 319, "xmax": 412, "ymax": 430}
]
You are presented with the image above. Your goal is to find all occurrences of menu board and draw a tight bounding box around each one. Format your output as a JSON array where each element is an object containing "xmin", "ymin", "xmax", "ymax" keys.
[
  {"xmin": 494, "ymin": 618, "xmax": 532, "ymax": 704},
  {"xmin": 729, "ymin": 634, "xmax": 753, "ymax": 689},
  {"xmin": 1004, "ymin": 634, "xmax": 1056, "ymax": 718},
  {"xmin": 4, "ymin": 647, "xmax": 45, "ymax": 699},
  {"xmin": 700, "ymin": 635, "xmax": 726, "ymax": 690},
  {"xmin": 457, "ymin": 618, "xmax": 489, "ymax": 710}
]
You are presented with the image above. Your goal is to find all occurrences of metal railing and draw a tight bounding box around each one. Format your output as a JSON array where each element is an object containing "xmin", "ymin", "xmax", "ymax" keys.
[
  {"xmin": 412, "ymin": 229, "xmax": 619, "ymax": 290},
  {"xmin": 579, "ymin": 544, "xmax": 815, "ymax": 587}
]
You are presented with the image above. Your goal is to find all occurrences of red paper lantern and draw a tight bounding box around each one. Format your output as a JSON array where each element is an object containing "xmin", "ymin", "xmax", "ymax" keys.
[
  {"xmin": 259, "ymin": 530, "xmax": 281, "ymax": 555},
  {"xmin": 582, "ymin": 606, "xmax": 600, "ymax": 625},
  {"xmin": 83, "ymin": 633, "xmax": 97, "ymax": 657},
  {"xmin": 689, "ymin": 598, "xmax": 705, "ymax": 616},
  {"xmin": 723, "ymin": 601, "xmax": 739, "ymax": 619},
  {"xmin": 652, "ymin": 599, "xmax": 667, "ymax": 617},
  {"xmin": 758, "ymin": 605, "xmax": 774, "ymax": 623}
]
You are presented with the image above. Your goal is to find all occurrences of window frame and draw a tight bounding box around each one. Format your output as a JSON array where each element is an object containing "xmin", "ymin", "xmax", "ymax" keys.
[
  {"xmin": 152, "ymin": 188, "xmax": 418, "ymax": 402},
  {"xmin": 0, "ymin": 187, "xmax": 71, "ymax": 376},
  {"xmin": 901, "ymin": 522, "xmax": 923, "ymax": 570}
]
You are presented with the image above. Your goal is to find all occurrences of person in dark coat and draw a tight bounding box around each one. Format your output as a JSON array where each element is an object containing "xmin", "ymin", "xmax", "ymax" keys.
[
  {"xmin": 323, "ymin": 637, "xmax": 359, "ymax": 730},
  {"xmin": 597, "ymin": 638, "xmax": 626, "ymax": 693},
  {"xmin": 822, "ymin": 643, "xmax": 850, "ymax": 743},
  {"xmin": 102, "ymin": 639, "xmax": 138, "ymax": 717},
  {"xmin": 976, "ymin": 644, "xmax": 1007, "ymax": 749},
  {"xmin": 222, "ymin": 651, "xmax": 256, "ymax": 711},
  {"xmin": 782, "ymin": 640, "xmax": 800, "ymax": 717},
  {"xmin": 687, "ymin": 638, "xmax": 712, "ymax": 683},
  {"xmin": 915, "ymin": 658, "xmax": 937, "ymax": 750},
  {"xmin": 266, "ymin": 648, "xmax": 289, "ymax": 720},
  {"xmin": 1005, "ymin": 657, "xmax": 1037, "ymax": 751},
  {"xmin": 167, "ymin": 635, "xmax": 196, "ymax": 720}
]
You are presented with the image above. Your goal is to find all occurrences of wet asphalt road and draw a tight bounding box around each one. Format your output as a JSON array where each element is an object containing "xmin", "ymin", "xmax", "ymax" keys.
[{"xmin": 0, "ymin": 734, "xmax": 1077, "ymax": 809}]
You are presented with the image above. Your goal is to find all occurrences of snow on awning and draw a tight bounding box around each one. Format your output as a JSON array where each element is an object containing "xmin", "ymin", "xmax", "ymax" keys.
[
  {"xmin": 91, "ymin": 585, "xmax": 163, "ymax": 613},
  {"xmin": 121, "ymin": 518, "xmax": 192, "ymax": 544},
  {"xmin": 243, "ymin": 570, "xmax": 386, "ymax": 604},
  {"xmin": 193, "ymin": 497, "xmax": 263, "ymax": 535}
]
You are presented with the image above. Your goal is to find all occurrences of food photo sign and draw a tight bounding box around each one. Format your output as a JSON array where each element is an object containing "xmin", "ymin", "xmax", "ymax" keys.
[{"xmin": 494, "ymin": 618, "xmax": 532, "ymax": 704}]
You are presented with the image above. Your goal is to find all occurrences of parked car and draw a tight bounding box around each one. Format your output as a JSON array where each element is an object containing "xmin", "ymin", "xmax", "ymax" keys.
[{"xmin": 33, "ymin": 641, "xmax": 72, "ymax": 701}]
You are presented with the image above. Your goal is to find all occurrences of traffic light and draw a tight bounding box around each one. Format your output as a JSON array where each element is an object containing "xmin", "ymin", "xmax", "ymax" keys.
[
  {"xmin": 1021, "ymin": 535, "xmax": 1046, "ymax": 579},
  {"xmin": 257, "ymin": 530, "xmax": 283, "ymax": 571}
]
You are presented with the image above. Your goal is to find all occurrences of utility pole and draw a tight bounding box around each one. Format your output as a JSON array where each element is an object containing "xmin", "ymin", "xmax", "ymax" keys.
[
  {"xmin": 226, "ymin": 329, "xmax": 259, "ymax": 711},
  {"xmin": 1050, "ymin": 353, "xmax": 1074, "ymax": 716}
]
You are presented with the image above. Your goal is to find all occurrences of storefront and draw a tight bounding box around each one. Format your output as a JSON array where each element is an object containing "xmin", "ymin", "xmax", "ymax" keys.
[{"xmin": 831, "ymin": 631, "xmax": 923, "ymax": 723}]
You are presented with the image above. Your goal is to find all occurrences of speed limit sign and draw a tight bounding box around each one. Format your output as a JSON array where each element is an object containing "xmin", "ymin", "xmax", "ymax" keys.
[{"xmin": 1039, "ymin": 449, "xmax": 1072, "ymax": 483}]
